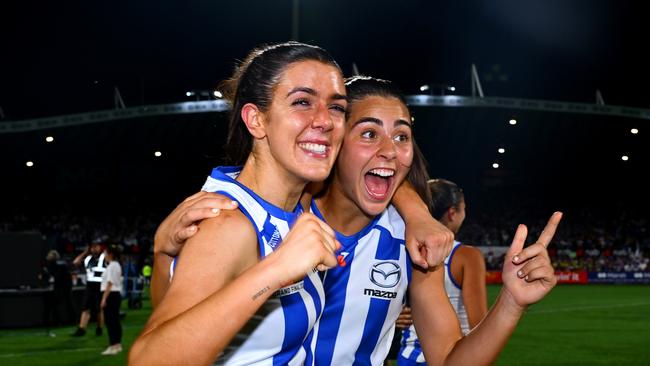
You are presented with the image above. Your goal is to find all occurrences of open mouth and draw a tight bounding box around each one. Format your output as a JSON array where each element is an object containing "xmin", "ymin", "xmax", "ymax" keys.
[
  {"xmin": 298, "ymin": 142, "xmax": 328, "ymax": 157},
  {"xmin": 364, "ymin": 168, "xmax": 395, "ymax": 201}
]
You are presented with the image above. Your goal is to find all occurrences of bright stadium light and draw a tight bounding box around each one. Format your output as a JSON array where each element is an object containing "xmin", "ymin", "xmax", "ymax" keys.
[
  {"xmin": 492, "ymin": 163, "xmax": 499, "ymax": 169},
  {"xmin": 449, "ymin": 86, "xmax": 456, "ymax": 92},
  {"xmin": 154, "ymin": 151, "xmax": 162, "ymax": 157},
  {"xmin": 621, "ymin": 155, "xmax": 629, "ymax": 161},
  {"xmin": 411, "ymin": 116, "xmax": 415, "ymax": 122},
  {"xmin": 420, "ymin": 85, "xmax": 430, "ymax": 92},
  {"xmin": 213, "ymin": 90, "xmax": 223, "ymax": 98},
  {"xmin": 631, "ymin": 128, "xmax": 639, "ymax": 134},
  {"xmin": 26, "ymin": 161, "xmax": 34, "ymax": 167},
  {"xmin": 186, "ymin": 91, "xmax": 194, "ymax": 97},
  {"xmin": 498, "ymin": 148, "xmax": 505, "ymax": 154},
  {"xmin": 509, "ymin": 119, "xmax": 517, "ymax": 125},
  {"xmin": 45, "ymin": 136, "xmax": 54, "ymax": 143}
]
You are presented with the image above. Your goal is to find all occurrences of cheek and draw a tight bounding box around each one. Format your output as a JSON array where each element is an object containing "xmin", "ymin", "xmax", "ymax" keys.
[{"xmin": 397, "ymin": 148, "xmax": 414, "ymax": 168}]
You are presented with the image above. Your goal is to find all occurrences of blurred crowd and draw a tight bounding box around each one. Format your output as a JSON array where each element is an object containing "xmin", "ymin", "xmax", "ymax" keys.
[{"xmin": 461, "ymin": 209, "xmax": 649, "ymax": 272}]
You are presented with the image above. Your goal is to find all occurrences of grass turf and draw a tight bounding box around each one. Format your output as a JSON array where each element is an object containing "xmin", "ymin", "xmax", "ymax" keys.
[{"xmin": 1, "ymin": 285, "xmax": 648, "ymax": 365}]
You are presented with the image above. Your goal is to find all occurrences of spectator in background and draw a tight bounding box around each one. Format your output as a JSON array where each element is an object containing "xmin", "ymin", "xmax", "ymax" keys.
[
  {"xmin": 71, "ymin": 241, "xmax": 105, "ymax": 336},
  {"xmin": 41, "ymin": 250, "xmax": 74, "ymax": 336},
  {"xmin": 100, "ymin": 245, "xmax": 124, "ymax": 356}
]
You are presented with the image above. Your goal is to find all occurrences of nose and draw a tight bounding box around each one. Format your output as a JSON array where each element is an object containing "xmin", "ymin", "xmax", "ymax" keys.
[
  {"xmin": 311, "ymin": 102, "xmax": 334, "ymax": 132},
  {"xmin": 377, "ymin": 137, "xmax": 397, "ymax": 160}
]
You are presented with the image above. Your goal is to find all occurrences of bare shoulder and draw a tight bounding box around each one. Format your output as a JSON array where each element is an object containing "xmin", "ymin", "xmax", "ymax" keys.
[
  {"xmin": 456, "ymin": 244, "xmax": 486, "ymax": 268},
  {"xmin": 146, "ymin": 209, "xmax": 259, "ymax": 328}
]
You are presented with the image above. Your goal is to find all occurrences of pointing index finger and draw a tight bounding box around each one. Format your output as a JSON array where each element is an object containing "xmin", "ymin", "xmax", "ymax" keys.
[{"xmin": 537, "ymin": 211, "xmax": 563, "ymax": 248}]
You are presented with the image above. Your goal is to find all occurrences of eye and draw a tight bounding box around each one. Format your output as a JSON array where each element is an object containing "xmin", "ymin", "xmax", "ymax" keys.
[
  {"xmin": 394, "ymin": 133, "xmax": 410, "ymax": 142},
  {"xmin": 291, "ymin": 98, "xmax": 311, "ymax": 107},
  {"xmin": 361, "ymin": 130, "xmax": 376, "ymax": 139},
  {"xmin": 329, "ymin": 103, "xmax": 346, "ymax": 114}
]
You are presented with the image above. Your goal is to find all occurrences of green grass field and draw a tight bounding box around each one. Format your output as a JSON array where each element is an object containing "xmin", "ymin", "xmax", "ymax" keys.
[{"xmin": 1, "ymin": 285, "xmax": 649, "ymax": 365}]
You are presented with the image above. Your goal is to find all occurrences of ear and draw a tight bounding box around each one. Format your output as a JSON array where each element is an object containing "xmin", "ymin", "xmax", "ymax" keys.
[
  {"xmin": 241, "ymin": 103, "xmax": 267, "ymax": 139},
  {"xmin": 447, "ymin": 207, "xmax": 456, "ymax": 222}
]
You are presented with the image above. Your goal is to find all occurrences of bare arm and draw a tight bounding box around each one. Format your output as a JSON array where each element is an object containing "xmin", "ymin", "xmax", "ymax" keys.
[
  {"xmin": 72, "ymin": 247, "xmax": 89, "ymax": 267},
  {"xmin": 130, "ymin": 212, "xmax": 340, "ymax": 365},
  {"xmin": 392, "ymin": 180, "xmax": 454, "ymax": 269},
  {"xmin": 150, "ymin": 192, "xmax": 239, "ymax": 308},
  {"xmin": 411, "ymin": 212, "xmax": 562, "ymax": 366},
  {"xmin": 457, "ymin": 246, "xmax": 488, "ymax": 329}
]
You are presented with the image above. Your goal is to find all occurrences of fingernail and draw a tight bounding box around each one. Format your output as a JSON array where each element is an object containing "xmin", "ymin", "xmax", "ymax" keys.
[
  {"xmin": 525, "ymin": 275, "xmax": 529, "ymax": 281},
  {"xmin": 189, "ymin": 225, "xmax": 197, "ymax": 231},
  {"xmin": 513, "ymin": 255, "xmax": 519, "ymax": 263},
  {"xmin": 231, "ymin": 201, "xmax": 238, "ymax": 206},
  {"xmin": 517, "ymin": 270, "xmax": 523, "ymax": 277},
  {"xmin": 212, "ymin": 208, "xmax": 220, "ymax": 214}
]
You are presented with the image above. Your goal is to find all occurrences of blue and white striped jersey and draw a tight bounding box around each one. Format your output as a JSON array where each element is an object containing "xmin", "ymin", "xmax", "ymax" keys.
[
  {"xmin": 309, "ymin": 201, "xmax": 411, "ymax": 366},
  {"xmin": 174, "ymin": 166, "xmax": 326, "ymax": 366},
  {"xmin": 398, "ymin": 240, "xmax": 467, "ymax": 365}
]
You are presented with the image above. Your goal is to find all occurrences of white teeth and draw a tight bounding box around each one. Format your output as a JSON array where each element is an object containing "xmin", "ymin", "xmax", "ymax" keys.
[
  {"xmin": 369, "ymin": 168, "xmax": 394, "ymax": 177},
  {"xmin": 299, "ymin": 143, "xmax": 327, "ymax": 154}
]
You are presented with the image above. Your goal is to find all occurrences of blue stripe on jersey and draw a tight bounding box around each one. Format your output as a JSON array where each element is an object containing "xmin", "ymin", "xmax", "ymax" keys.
[
  {"xmin": 353, "ymin": 227, "xmax": 401, "ymax": 365},
  {"xmin": 446, "ymin": 243, "xmax": 462, "ymax": 289},
  {"xmin": 275, "ymin": 291, "xmax": 309, "ymax": 366},
  {"xmin": 313, "ymin": 241, "xmax": 356, "ymax": 366},
  {"xmin": 302, "ymin": 277, "xmax": 321, "ymax": 366}
]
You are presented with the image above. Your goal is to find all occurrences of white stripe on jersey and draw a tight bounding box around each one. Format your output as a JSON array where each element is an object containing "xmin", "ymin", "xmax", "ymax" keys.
[
  {"xmin": 311, "ymin": 203, "xmax": 411, "ymax": 366},
  {"xmin": 171, "ymin": 166, "xmax": 325, "ymax": 366}
]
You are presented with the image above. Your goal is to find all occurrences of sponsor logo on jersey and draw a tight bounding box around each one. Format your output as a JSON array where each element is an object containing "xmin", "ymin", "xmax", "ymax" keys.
[
  {"xmin": 363, "ymin": 288, "xmax": 397, "ymax": 299},
  {"xmin": 369, "ymin": 261, "xmax": 401, "ymax": 288}
]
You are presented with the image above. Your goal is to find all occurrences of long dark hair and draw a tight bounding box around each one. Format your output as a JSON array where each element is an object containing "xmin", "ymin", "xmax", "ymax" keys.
[
  {"xmin": 428, "ymin": 179, "xmax": 464, "ymax": 220},
  {"xmin": 344, "ymin": 76, "xmax": 432, "ymax": 207},
  {"xmin": 221, "ymin": 41, "xmax": 341, "ymax": 165}
]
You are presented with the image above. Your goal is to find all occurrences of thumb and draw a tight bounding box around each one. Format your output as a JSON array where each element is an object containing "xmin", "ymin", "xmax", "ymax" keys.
[
  {"xmin": 406, "ymin": 240, "xmax": 428, "ymax": 269},
  {"xmin": 508, "ymin": 224, "xmax": 528, "ymax": 259}
]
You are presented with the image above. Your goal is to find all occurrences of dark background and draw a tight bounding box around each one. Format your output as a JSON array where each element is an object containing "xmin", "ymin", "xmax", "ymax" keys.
[{"xmin": 1, "ymin": 0, "xmax": 648, "ymax": 222}]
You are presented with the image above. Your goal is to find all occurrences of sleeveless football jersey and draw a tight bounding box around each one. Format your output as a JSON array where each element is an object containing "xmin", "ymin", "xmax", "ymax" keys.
[
  {"xmin": 172, "ymin": 166, "xmax": 326, "ymax": 366},
  {"xmin": 398, "ymin": 240, "xmax": 468, "ymax": 365},
  {"xmin": 309, "ymin": 201, "xmax": 411, "ymax": 366}
]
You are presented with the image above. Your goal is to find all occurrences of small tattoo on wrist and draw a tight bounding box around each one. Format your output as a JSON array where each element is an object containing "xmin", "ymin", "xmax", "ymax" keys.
[{"xmin": 252, "ymin": 286, "xmax": 271, "ymax": 301}]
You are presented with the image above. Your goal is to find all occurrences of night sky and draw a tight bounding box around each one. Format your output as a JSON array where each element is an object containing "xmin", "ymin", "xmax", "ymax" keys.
[{"xmin": 1, "ymin": 0, "xmax": 648, "ymax": 215}]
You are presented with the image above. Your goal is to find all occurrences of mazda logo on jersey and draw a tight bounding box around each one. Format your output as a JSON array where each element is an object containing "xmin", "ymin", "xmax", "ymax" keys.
[{"xmin": 369, "ymin": 261, "xmax": 401, "ymax": 288}]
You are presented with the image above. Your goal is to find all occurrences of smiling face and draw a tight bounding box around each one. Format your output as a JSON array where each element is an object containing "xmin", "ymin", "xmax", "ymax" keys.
[
  {"xmin": 333, "ymin": 95, "xmax": 414, "ymax": 216},
  {"xmin": 258, "ymin": 60, "xmax": 347, "ymax": 183}
]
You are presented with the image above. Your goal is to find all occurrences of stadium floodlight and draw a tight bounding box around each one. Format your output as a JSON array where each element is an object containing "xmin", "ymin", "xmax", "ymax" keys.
[
  {"xmin": 186, "ymin": 91, "xmax": 195, "ymax": 97},
  {"xmin": 420, "ymin": 85, "xmax": 430, "ymax": 92},
  {"xmin": 631, "ymin": 128, "xmax": 639, "ymax": 134},
  {"xmin": 45, "ymin": 136, "xmax": 54, "ymax": 143},
  {"xmin": 621, "ymin": 155, "xmax": 629, "ymax": 161},
  {"xmin": 154, "ymin": 151, "xmax": 162, "ymax": 157},
  {"xmin": 449, "ymin": 86, "xmax": 456, "ymax": 92},
  {"xmin": 26, "ymin": 161, "xmax": 34, "ymax": 167},
  {"xmin": 498, "ymin": 148, "xmax": 505, "ymax": 154},
  {"xmin": 411, "ymin": 116, "xmax": 415, "ymax": 122},
  {"xmin": 492, "ymin": 163, "xmax": 499, "ymax": 168},
  {"xmin": 509, "ymin": 119, "xmax": 517, "ymax": 125},
  {"xmin": 213, "ymin": 90, "xmax": 223, "ymax": 98}
]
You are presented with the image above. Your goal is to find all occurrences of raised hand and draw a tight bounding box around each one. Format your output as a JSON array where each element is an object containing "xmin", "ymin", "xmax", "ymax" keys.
[
  {"xmin": 154, "ymin": 191, "xmax": 238, "ymax": 257},
  {"xmin": 272, "ymin": 213, "xmax": 341, "ymax": 284},
  {"xmin": 405, "ymin": 214, "xmax": 454, "ymax": 270},
  {"xmin": 501, "ymin": 212, "xmax": 563, "ymax": 308}
]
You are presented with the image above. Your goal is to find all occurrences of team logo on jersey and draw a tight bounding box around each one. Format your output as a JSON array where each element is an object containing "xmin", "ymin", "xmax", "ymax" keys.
[{"xmin": 369, "ymin": 261, "xmax": 401, "ymax": 288}]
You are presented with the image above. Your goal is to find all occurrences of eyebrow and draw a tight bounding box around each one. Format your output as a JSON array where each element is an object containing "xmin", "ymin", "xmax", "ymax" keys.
[
  {"xmin": 352, "ymin": 117, "xmax": 412, "ymax": 129},
  {"xmin": 287, "ymin": 87, "xmax": 347, "ymax": 101}
]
